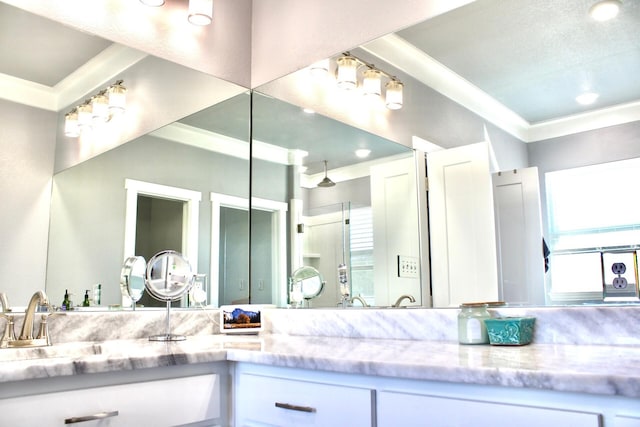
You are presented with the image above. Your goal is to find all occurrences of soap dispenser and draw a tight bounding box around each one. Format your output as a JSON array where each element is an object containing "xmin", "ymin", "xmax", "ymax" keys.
[
  {"xmin": 62, "ymin": 289, "xmax": 72, "ymax": 311},
  {"xmin": 82, "ymin": 290, "xmax": 91, "ymax": 307}
]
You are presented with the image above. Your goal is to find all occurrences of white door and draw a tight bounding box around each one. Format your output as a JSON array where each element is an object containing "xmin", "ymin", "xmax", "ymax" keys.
[
  {"xmin": 371, "ymin": 156, "xmax": 422, "ymax": 307},
  {"xmin": 427, "ymin": 142, "xmax": 498, "ymax": 307},
  {"xmin": 493, "ymin": 167, "xmax": 546, "ymax": 305}
]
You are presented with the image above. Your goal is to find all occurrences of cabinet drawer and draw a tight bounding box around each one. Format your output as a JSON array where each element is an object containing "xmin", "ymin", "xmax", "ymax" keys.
[
  {"xmin": 378, "ymin": 390, "xmax": 601, "ymax": 427},
  {"xmin": 0, "ymin": 374, "xmax": 220, "ymax": 426},
  {"xmin": 236, "ymin": 372, "xmax": 373, "ymax": 427}
]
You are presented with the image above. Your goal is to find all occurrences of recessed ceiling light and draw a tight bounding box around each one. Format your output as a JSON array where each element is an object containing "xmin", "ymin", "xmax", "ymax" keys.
[
  {"xmin": 355, "ymin": 149, "xmax": 371, "ymax": 158},
  {"xmin": 589, "ymin": 0, "xmax": 622, "ymax": 21},
  {"xmin": 303, "ymin": 108, "xmax": 315, "ymax": 114},
  {"xmin": 576, "ymin": 92, "xmax": 599, "ymax": 105}
]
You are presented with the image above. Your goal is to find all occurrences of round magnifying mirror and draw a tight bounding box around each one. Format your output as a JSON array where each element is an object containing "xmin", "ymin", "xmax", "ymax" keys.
[
  {"xmin": 291, "ymin": 266, "xmax": 324, "ymax": 307},
  {"xmin": 120, "ymin": 256, "xmax": 146, "ymax": 309},
  {"xmin": 145, "ymin": 250, "xmax": 194, "ymax": 302},
  {"xmin": 145, "ymin": 250, "xmax": 194, "ymax": 341}
]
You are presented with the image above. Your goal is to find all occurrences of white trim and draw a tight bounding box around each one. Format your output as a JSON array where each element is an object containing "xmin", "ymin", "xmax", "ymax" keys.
[
  {"xmin": 363, "ymin": 33, "xmax": 640, "ymax": 143},
  {"xmin": 150, "ymin": 123, "xmax": 250, "ymax": 161},
  {"xmin": 362, "ymin": 34, "xmax": 530, "ymax": 142},
  {"xmin": 123, "ymin": 178, "xmax": 201, "ymax": 274},
  {"xmin": 0, "ymin": 43, "xmax": 147, "ymax": 112}
]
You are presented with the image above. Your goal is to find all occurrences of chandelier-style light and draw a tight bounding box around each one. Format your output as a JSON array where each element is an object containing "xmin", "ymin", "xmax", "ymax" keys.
[
  {"xmin": 64, "ymin": 80, "xmax": 127, "ymax": 138},
  {"xmin": 313, "ymin": 52, "xmax": 404, "ymax": 110},
  {"xmin": 140, "ymin": 0, "xmax": 213, "ymax": 26}
]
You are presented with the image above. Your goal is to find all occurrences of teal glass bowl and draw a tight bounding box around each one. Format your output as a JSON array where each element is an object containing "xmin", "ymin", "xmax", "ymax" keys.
[{"xmin": 483, "ymin": 317, "xmax": 536, "ymax": 346}]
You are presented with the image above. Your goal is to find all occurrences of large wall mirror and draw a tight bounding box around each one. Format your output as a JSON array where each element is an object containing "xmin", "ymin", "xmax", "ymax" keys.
[
  {"xmin": 249, "ymin": 0, "xmax": 640, "ymax": 308},
  {"xmin": 0, "ymin": 3, "xmax": 250, "ymax": 309}
]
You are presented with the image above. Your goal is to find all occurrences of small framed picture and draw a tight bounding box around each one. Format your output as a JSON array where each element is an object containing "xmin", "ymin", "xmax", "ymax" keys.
[{"xmin": 220, "ymin": 304, "xmax": 267, "ymax": 334}]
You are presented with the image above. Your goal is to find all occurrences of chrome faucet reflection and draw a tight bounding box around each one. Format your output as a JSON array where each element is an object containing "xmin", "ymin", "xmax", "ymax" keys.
[
  {"xmin": 0, "ymin": 292, "xmax": 9, "ymax": 312},
  {"xmin": 392, "ymin": 294, "xmax": 416, "ymax": 308},
  {"xmin": 350, "ymin": 295, "xmax": 370, "ymax": 307}
]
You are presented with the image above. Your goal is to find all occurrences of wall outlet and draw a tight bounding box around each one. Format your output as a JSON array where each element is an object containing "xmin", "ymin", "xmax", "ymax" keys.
[{"xmin": 398, "ymin": 255, "xmax": 419, "ymax": 278}]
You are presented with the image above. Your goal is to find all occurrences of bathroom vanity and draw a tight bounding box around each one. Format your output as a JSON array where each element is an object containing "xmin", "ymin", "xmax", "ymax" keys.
[{"xmin": 0, "ymin": 307, "xmax": 639, "ymax": 426}]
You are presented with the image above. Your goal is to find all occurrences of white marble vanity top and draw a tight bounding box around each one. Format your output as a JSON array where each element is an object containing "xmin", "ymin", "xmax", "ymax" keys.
[{"xmin": 1, "ymin": 333, "xmax": 639, "ymax": 399}]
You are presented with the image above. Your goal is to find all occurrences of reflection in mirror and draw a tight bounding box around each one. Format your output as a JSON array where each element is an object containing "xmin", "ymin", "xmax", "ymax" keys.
[
  {"xmin": 251, "ymin": 0, "xmax": 640, "ymax": 308},
  {"xmin": 290, "ymin": 265, "xmax": 325, "ymax": 308},
  {"xmin": 120, "ymin": 256, "xmax": 147, "ymax": 309},
  {"xmin": 250, "ymin": 91, "xmax": 422, "ymax": 308},
  {"xmin": 145, "ymin": 250, "xmax": 194, "ymax": 341},
  {"xmin": 46, "ymin": 92, "xmax": 251, "ymax": 309},
  {"xmin": 0, "ymin": 3, "xmax": 251, "ymax": 308}
]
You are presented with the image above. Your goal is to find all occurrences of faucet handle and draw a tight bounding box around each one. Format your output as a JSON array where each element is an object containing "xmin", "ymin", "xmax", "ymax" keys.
[
  {"xmin": 36, "ymin": 312, "xmax": 66, "ymax": 346},
  {"xmin": 0, "ymin": 313, "xmax": 17, "ymax": 348}
]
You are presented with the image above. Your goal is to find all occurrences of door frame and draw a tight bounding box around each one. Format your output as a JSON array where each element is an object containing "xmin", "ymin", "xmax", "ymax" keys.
[
  {"xmin": 123, "ymin": 179, "xmax": 201, "ymax": 273},
  {"xmin": 210, "ymin": 193, "xmax": 288, "ymax": 307}
]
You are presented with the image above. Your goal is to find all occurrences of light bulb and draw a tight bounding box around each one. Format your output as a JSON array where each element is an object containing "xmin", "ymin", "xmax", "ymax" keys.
[
  {"xmin": 362, "ymin": 69, "xmax": 382, "ymax": 97},
  {"xmin": 64, "ymin": 110, "xmax": 80, "ymax": 137},
  {"xmin": 589, "ymin": 0, "xmax": 621, "ymax": 21},
  {"xmin": 91, "ymin": 93, "xmax": 109, "ymax": 123},
  {"xmin": 385, "ymin": 80, "xmax": 404, "ymax": 110},
  {"xmin": 336, "ymin": 56, "xmax": 358, "ymax": 90},
  {"xmin": 188, "ymin": 0, "xmax": 213, "ymax": 25},
  {"xmin": 107, "ymin": 81, "xmax": 127, "ymax": 116}
]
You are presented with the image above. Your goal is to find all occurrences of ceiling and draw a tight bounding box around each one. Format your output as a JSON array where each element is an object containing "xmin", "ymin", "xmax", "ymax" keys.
[
  {"xmin": 394, "ymin": 0, "xmax": 640, "ymax": 125},
  {"xmin": 1, "ymin": 0, "xmax": 639, "ymax": 152}
]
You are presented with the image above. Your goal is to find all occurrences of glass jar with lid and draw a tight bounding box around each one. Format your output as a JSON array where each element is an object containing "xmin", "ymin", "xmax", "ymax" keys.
[{"xmin": 457, "ymin": 302, "xmax": 491, "ymax": 344}]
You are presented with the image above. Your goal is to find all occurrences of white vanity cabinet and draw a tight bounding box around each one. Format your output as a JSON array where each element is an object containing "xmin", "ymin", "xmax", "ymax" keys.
[
  {"xmin": 377, "ymin": 390, "xmax": 601, "ymax": 427},
  {"xmin": 234, "ymin": 364, "xmax": 374, "ymax": 427},
  {"xmin": 233, "ymin": 363, "xmax": 640, "ymax": 427},
  {"xmin": 0, "ymin": 363, "xmax": 227, "ymax": 426}
]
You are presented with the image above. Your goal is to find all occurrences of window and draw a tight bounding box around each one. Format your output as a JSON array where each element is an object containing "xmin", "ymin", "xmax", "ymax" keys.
[
  {"xmin": 545, "ymin": 158, "xmax": 640, "ymax": 300},
  {"xmin": 349, "ymin": 206, "xmax": 374, "ymax": 302}
]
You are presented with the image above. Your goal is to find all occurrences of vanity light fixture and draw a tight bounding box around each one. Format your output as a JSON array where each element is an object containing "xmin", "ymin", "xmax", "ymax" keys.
[
  {"xmin": 64, "ymin": 80, "xmax": 127, "ymax": 138},
  {"xmin": 188, "ymin": 0, "xmax": 214, "ymax": 26},
  {"xmin": 90, "ymin": 92, "xmax": 109, "ymax": 123},
  {"xmin": 309, "ymin": 59, "xmax": 330, "ymax": 78},
  {"xmin": 336, "ymin": 55, "xmax": 359, "ymax": 90},
  {"xmin": 63, "ymin": 110, "xmax": 80, "ymax": 138},
  {"xmin": 314, "ymin": 52, "xmax": 404, "ymax": 109},
  {"xmin": 139, "ymin": 0, "xmax": 165, "ymax": 6},
  {"xmin": 317, "ymin": 160, "xmax": 336, "ymax": 188},
  {"xmin": 139, "ymin": 0, "xmax": 213, "ymax": 26},
  {"xmin": 107, "ymin": 80, "xmax": 127, "ymax": 115},
  {"xmin": 589, "ymin": 0, "xmax": 622, "ymax": 21},
  {"xmin": 362, "ymin": 69, "xmax": 382, "ymax": 97},
  {"xmin": 385, "ymin": 80, "xmax": 404, "ymax": 110}
]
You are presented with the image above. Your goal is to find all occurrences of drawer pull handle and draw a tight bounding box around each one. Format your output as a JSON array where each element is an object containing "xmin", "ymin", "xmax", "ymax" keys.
[
  {"xmin": 275, "ymin": 402, "xmax": 316, "ymax": 413},
  {"xmin": 64, "ymin": 410, "xmax": 119, "ymax": 424}
]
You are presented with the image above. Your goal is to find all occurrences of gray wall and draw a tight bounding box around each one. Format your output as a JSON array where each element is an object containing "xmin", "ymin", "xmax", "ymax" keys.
[
  {"xmin": 528, "ymin": 120, "xmax": 640, "ymax": 235},
  {"xmin": 0, "ymin": 99, "xmax": 56, "ymax": 304}
]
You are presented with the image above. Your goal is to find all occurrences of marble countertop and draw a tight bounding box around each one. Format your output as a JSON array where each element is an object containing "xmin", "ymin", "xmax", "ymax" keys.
[{"xmin": 1, "ymin": 334, "xmax": 639, "ymax": 399}]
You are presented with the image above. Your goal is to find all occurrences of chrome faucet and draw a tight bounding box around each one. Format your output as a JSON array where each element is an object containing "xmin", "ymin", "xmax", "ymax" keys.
[
  {"xmin": 19, "ymin": 290, "xmax": 49, "ymax": 341},
  {"xmin": 349, "ymin": 295, "xmax": 369, "ymax": 307},
  {"xmin": 392, "ymin": 294, "xmax": 416, "ymax": 308}
]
